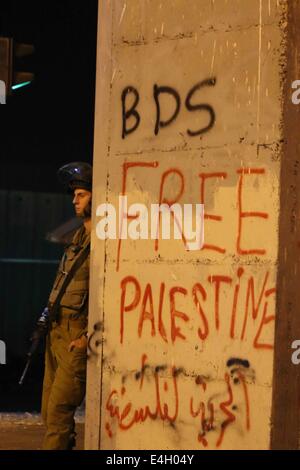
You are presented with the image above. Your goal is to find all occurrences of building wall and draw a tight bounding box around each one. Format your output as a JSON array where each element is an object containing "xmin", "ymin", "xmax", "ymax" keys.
[{"xmin": 87, "ymin": 0, "xmax": 287, "ymax": 450}]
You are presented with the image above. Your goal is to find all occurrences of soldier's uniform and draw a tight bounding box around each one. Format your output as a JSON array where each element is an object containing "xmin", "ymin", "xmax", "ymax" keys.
[{"xmin": 40, "ymin": 162, "xmax": 92, "ymax": 450}]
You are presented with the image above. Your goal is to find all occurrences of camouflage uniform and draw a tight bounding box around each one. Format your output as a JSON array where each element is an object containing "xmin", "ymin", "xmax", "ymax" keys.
[{"xmin": 41, "ymin": 225, "xmax": 90, "ymax": 450}]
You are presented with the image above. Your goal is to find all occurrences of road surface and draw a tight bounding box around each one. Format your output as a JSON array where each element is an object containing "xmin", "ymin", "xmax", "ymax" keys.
[{"xmin": 0, "ymin": 413, "xmax": 84, "ymax": 450}]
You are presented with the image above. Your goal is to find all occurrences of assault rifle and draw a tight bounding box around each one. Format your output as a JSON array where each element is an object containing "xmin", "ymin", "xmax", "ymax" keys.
[{"xmin": 19, "ymin": 307, "xmax": 49, "ymax": 386}]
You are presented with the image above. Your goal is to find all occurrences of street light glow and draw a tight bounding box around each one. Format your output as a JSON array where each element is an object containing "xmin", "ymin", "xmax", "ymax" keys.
[{"xmin": 12, "ymin": 81, "xmax": 32, "ymax": 91}]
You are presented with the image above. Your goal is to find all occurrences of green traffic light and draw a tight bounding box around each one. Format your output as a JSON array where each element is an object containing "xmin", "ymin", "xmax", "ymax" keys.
[{"xmin": 12, "ymin": 81, "xmax": 32, "ymax": 91}]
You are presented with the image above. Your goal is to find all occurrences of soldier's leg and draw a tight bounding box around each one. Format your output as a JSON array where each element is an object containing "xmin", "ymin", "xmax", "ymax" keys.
[
  {"xmin": 42, "ymin": 325, "xmax": 87, "ymax": 450},
  {"xmin": 42, "ymin": 365, "xmax": 86, "ymax": 450},
  {"xmin": 41, "ymin": 334, "xmax": 57, "ymax": 425}
]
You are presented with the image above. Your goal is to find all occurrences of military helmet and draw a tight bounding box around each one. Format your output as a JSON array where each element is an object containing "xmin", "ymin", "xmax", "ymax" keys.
[{"xmin": 58, "ymin": 162, "xmax": 92, "ymax": 192}]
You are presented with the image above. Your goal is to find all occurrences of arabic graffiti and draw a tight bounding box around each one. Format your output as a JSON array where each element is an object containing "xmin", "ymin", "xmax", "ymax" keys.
[{"xmin": 104, "ymin": 355, "xmax": 254, "ymax": 449}]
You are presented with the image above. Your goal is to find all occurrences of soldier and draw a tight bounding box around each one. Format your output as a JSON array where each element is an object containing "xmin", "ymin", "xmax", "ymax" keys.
[{"xmin": 40, "ymin": 161, "xmax": 92, "ymax": 450}]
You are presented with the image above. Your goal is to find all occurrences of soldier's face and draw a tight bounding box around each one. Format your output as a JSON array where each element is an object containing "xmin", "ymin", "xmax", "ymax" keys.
[{"xmin": 73, "ymin": 189, "xmax": 92, "ymax": 219}]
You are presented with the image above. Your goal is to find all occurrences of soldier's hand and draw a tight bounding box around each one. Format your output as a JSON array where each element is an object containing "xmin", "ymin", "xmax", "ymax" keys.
[{"xmin": 68, "ymin": 335, "xmax": 88, "ymax": 352}]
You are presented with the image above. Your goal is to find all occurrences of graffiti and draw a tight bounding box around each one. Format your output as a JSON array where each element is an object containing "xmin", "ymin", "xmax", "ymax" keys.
[
  {"xmin": 191, "ymin": 359, "xmax": 254, "ymax": 448},
  {"xmin": 117, "ymin": 163, "xmax": 270, "ymax": 271},
  {"xmin": 227, "ymin": 358, "xmax": 250, "ymax": 369},
  {"xmin": 121, "ymin": 86, "xmax": 141, "ymax": 139},
  {"xmin": 236, "ymin": 169, "xmax": 268, "ymax": 256},
  {"xmin": 190, "ymin": 372, "xmax": 235, "ymax": 448},
  {"xmin": 100, "ymin": 160, "xmax": 275, "ymax": 447},
  {"xmin": 106, "ymin": 366, "xmax": 179, "ymax": 433},
  {"xmin": 99, "ymin": 154, "xmax": 274, "ymax": 450},
  {"xmin": 105, "ymin": 355, "xmax": 254, "ymax": 449},
  {"xmin": 119, "ymin": 271, "xmax": 275, "ymax": 349},
  {"xmin": 87, "ymin": 322, "xmax": 104, "ymax": 358},
  {"xmin": 121, "ymin": 77, "xmax": 216, "ymax": 139}
]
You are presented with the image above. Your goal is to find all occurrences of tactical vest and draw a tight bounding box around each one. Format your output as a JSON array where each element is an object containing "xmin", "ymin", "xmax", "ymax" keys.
[{"xmin": 48, "ymin": 225, "xmax": 90, "ymax": 319}]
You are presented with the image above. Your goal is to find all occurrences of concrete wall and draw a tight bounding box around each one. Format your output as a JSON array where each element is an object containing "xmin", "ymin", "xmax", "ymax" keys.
[{"xmin": 86, "ymin": 0, "xmax": 287, "ymax": 450}]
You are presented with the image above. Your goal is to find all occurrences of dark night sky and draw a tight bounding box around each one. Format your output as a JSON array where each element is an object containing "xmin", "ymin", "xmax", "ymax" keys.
[{"xmin": 0, "ymin": 1, "xmax": 98, "ymax": 192}]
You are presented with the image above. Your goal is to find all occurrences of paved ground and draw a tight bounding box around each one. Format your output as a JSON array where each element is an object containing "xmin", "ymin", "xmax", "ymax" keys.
[{"xmin": 0, "ymin": 414, "xmax": 84, "ymax": 450}]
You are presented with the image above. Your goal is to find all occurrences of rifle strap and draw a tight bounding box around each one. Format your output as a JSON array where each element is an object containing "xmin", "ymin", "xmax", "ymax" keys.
[{"xmin": 49, "ymin": 241, "xmax": 90, "ymax": 321}]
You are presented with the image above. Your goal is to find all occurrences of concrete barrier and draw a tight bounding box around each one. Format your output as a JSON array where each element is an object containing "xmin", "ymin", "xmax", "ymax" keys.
[{"xmin": 86, "ymin": 0, "xmax": 300, "ymax": 450}]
